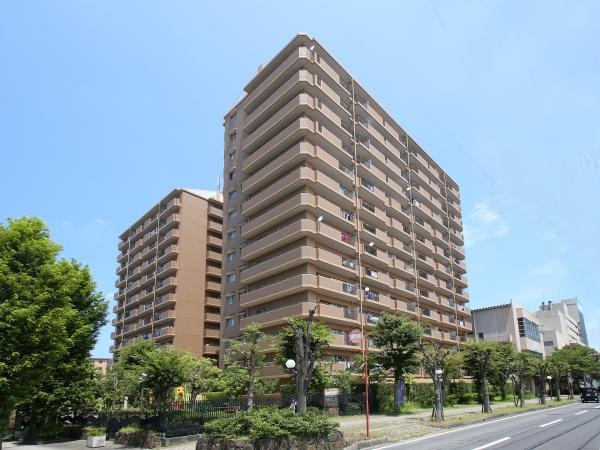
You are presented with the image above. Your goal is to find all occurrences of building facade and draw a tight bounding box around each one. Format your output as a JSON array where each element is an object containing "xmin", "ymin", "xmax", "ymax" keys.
[
  {"xmin": 221, "ymin": 34, "xmax": 471, "ymax": 378},
  {"xmin": 91, "ymin": 358, "xmax": 112, "ymax": 377},
  {"xmin": 472, "ymin": 302, "xmax": 545, "ymax": 358},
  {"xmin": 111, "ymin": 188, "xmax": 223, "ymax": 361},
  {"xmin": 536, "ymin": 299, "xmax": 586, "ymax": 355}
]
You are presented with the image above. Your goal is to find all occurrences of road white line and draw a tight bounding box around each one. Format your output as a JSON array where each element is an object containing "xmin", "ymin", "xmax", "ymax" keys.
[
  {"xmin": 595, "ymin": 406, "xmax": 600, "ymax": 409},
  {"xmin": 373, "ymin": 402, "xmax": 578, "ymax": 449},
  {"xmin": 539, "ymin": 418, "xmax": 563, "ymax": 428},
  {"xmin": 471, "ymin": 437, "xmax": 511, "ymax": 450},
  {"xmin": 576, "ymin": 410, "xmax": 588, "ymax": 415}
]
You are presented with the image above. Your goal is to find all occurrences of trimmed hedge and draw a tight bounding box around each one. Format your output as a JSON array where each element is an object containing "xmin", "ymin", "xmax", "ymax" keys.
[{"xmin": 204, "ymin": 406, "xmax": 338, "ymax": 441}]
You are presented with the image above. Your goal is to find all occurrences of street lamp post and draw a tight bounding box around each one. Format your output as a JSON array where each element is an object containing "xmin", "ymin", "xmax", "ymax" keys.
[
  {"xmin": 434, "ymin": 368, "xmax": 444, "ymax": 420},
  {"xmin": 139, "ymin": 372, "xmax": 147, "ymax": 410},
  {"xmin": 546, "ymin": 375, "xmax": 552, "ymax": 402},
  {"xmin": 285, "ymin": 359, "xmax": 297, "ymax": 412}
]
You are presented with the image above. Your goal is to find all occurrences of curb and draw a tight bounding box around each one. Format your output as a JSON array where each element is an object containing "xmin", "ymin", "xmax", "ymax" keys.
[{"xmin": 344, "ymin": 436, "xmax": 391, "ymax": 450}]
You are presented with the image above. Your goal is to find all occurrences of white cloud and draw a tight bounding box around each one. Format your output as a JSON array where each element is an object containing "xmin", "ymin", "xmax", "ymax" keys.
[{"xmin": 463, "ymin": 200, "xmax": 510, "ymax": 247}]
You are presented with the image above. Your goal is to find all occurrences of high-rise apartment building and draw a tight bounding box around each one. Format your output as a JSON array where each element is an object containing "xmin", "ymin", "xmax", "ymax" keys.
[
  {"xmin": 111, "ymin": 188, "xmax": 223, "ymax": 361},
  {"xmin": 221, "ymin": 34, "xmax": 471, "ymax": 377}
]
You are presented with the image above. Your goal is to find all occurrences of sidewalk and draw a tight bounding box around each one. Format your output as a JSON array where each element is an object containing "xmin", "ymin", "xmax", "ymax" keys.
[
  {"xmin": 2, "ymin": 439, "xmax": 197, "ymax": 450},
  {"xmin": 338, "ymin": 399, "xmax": 545, "ymax": 443}
]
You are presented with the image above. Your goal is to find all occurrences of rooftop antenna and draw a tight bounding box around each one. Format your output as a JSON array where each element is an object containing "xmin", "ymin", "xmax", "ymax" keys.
[{"xmin": 216, "ymin": 176, "xmax": 223, "ymax": 201}]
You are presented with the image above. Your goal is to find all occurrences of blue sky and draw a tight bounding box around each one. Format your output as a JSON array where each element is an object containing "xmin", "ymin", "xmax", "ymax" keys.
[{"xmin": 1, "ymin": 1, "xmax": 598, "ymax": 357}]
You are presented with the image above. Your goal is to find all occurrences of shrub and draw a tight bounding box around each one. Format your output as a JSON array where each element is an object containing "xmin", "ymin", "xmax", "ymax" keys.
[
  {"xmin": 84, "ymin": 426, "xmax": 106, "ymax": 437},
  {"xmin": 204, "ymin": 406, "xmax": 338, "ymax": 440},
  {"xmin": 118, "ymin": 425, "xmax": 145, "ymax": 433},
  {"xmin": 375, "ymin": 384, "xmax": 395, "ymax": 414},
  {"xmin": 409, "ymin": 383, "xmax": 435, "ymax": 408}
]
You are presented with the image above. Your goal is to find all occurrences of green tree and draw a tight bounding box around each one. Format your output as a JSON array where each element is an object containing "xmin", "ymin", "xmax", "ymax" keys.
[
  {"xmin": 489, "ymin": 344, "xmax": 516, "ymax": 401},
  {"xmin": 110, "ymin": 341, "xmax": 191, "ymax": 414},
  {"xmin": 223, "ymin": 323, "xmax": 267, "ymax": 411},
  {"xmin": 549, "ymin": 344, "xmax": 600, "ymax": 399},
  {"xmin": 0, "ymin": 218, "xmax": 107, "ymax": 446},
  {"xmin": 419, "ymin": 344, "xmax": 459, "ymax": 420},
  {"xmin": 278, "ymin": 309, "xmax": 332, "ymax": 413},
  {"xmin": 372, "ymin": 313, "xmax": 422, "ymax": 415},
  {"xmin": 510, "ymin": 351, "xmax": 535, "ymax": 407},
  {"xmin": 532, "ymin": 358, "xmax": 550, "ymax": 405},
  {"xmin": 187, "ymin": 358, "xmax": 224, "ymax": 401},
  {"xmin": 462, "ymin": 341, "xmax": 497, "ymax": 413}
]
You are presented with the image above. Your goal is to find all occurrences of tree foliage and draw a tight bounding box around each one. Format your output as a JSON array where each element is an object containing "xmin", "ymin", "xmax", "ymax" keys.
[
  {"xmin": 462, "ymin": 341, "xmax": 497, "ymax": 413},
  {"xmin": 187, "ymin": 358, "xmax": 224, "ymax": 400},
  {"xmin": 0, "ymin": 217, "xmax": 107, "ymax": 443},
  {"xmin": 278, "ymin": 312, "xmax": 332, "ymax": 413},
  {"xmin": 372, "ymin": 313, "xmax": 422, "ymax": 414}
]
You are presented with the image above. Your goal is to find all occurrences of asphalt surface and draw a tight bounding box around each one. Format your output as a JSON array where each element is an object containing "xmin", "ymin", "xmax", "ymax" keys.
[{"xmin": 371, "ymin": 401, "xmax": 600, "ymax": 450}]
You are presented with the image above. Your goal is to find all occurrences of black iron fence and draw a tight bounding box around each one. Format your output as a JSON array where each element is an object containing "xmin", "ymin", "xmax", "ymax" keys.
[{"xmin": 77, "ymin": 392, "xmax": 374, "ymax": 438}]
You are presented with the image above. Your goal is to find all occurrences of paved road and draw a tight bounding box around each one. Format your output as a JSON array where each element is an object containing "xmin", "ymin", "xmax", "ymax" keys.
[{"xmin": 372, "ymin": 402, "xmax": 600, "ymax": 450}]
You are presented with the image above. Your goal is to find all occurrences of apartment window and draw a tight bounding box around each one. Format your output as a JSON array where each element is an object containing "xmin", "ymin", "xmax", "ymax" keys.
[
  {"xmin": 342, "ymin": 282, "xmax": 357, "ymax": 294},
  {"xmin": 339, "ymin": 161, "xmax": 355, "ymax": 176},
  {"xmin": 341, "ymin": 209, "xmax": 355, "ymax": 222},
  {"xmin": 330, "ymin": 328, "xmax": 344, "ymax": 335},
  {"xmin": 339, "ymin": 184, "xmax": 354, "ymax": 198},
  {"xmin": 229, "ymin": 171, "xmax": 236, "ymax": 181},
  {"xmin": 364, "ymin": 222, "xmax": 376, "ymax": 234},
  {"xmin": 421, "ymin": 308, "xmax": 430, "ymax": 316},
  {"xmin": 418, "ymin": 270, "xmax": 429, "ymax": 279},
  {"xmin": 226, "ymin": 293, "xmax": 236, "ymax": 305},
  {"xmin": 365, "ymin": 267, "xmax": 378, "ymax": 278},
  {"xmin": 239, "ymin": 311, "xmax": 247, "ymax": 320},
  {"xmin": 544, "ymin": 340, "xmax": 554, "ymax": 347},
  {"xmin": 227, "ymin": 230, "xmax": 237, "ymax": 241},
  {"xmin": 229, "ymin": 113, "xmax": 237, "ymax": 125},
  {"xmin": 227, "ymin": 210, "xmax": 237, "ymax": 221},
  {"xmin": 228, "ymin": 190, "xmax": 237, "ymax": 201},
  {"xmin": 365, "ymin": 290, "xmax": 379, "ymax": 301},
  {"xmin": 226, "ymin": 251, "xmax": 235, "ymax": 262},
  {"xmin": 361, "ymin": 178, "xmax": 375, "ymax": 192},
  {"xmin": 226, "ymin": 272, "xmax": 236, "ymax": 283},
  {"xmin": 225, "ymin": 317, "xmax": 236, "ymax": 328},
  {"xmin": 340, "ymin": 232, "xmax": 356, "ymax": 245},
  {"xmin": 256, "ymin": 306, "xmax": 268, "ymax": 315},
  {"xmin": 229, "ymin": 150, "xmax": 237, "ymax": 161},
  {"xmin": 341, "ymin": 257, "xmax": 356, "ymax": 269},
  {"xmin": 420, "ymin": 289, "xmax": 430, "ymax": 298},
  {"xmin": 229, "ymin": 132, "xmax": 237, "ymax": 143},
  {"xmin": 362, "ymin": 200, "xmax": 375, "ymax": 212},
  {"xmin": 518, "ymin": 317, "xmax": 541, "ymax": 342}
]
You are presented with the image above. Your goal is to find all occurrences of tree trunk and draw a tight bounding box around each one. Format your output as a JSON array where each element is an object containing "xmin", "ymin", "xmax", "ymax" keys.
[
  {"xmin": 519, "ymin": 379, "xmax": 525, "ymax": 407},
  {"xmin": 247, "ymin": 377, "xmax": 254, "ymax": 411},
  {"xmin": 568, "ymin": 381, "xmax": 574, "ymax": 400},
  {"xmin": 393, "ymin": 375, "xmax": 401, "ymax": 415},
  {"xmin": 499, "ymin": 380, "xmax": 507, "ymax": 401},
  {"xmin": 540, "ymin": 377, "xmax": 546, "ymax": 405},
  {"xmin": 433, "ymin": 378, "xmax": 444, "ymax": 421},
  {"xmin": 482, "ymin": 375, "xmax": 492, "ymax": 413},
  {"xmin": 555, "ymin": 369, "xmax": 561, "ymax": 401},
  {"xmin": 0, "ymin": 401, "xmax": 9, "ymax": 450},
  {"xmin": 296, "ymin": 374, "xmax": 307, "ymax": 414}
]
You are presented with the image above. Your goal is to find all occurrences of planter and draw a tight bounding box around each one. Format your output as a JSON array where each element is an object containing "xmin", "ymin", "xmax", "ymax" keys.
[
  {"xmin": 86, "ymin": 435, "xmax": 106, "ymax": 448},
  {"xmin": 196, "ymin": 431, "xmax": 345, "ymax": 450}
]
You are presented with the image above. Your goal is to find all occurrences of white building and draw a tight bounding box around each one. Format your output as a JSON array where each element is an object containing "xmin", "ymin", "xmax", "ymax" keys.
[
  {"xmin": 472, "ymin": 301, "xmax": 545, "ymax": 358},
  {"xmin": 536, "ymin": 299, "xmax": 585, "ymax": 355}
]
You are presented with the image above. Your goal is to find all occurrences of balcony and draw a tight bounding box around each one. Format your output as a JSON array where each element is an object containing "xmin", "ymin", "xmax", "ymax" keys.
[
  {"xmin": 155, "ymin": 277, "xmax": 177, "ymax": 295},
  {"xmin": 160, "ymin": 198, "xmax": 181, "ymax": 216},
  {"xmin": 154, "ymin": 310, "xmax": 176, "ymax": 326},
  {"xmin": 206, "ymin": 280, "xmax": 221, "ymax": 292},
  {"xmin": 242, "ymin": 117, "xmax": 314, "ymax": 174},
  {"xmin": 244, "ymin": 46, "xmax": 311, "ymax": 112},
  {"xmin": 207, "ymin": 249, "xmax": 221, "ymax": 263},
  {"xmin": 154, "ymin": 293, "xmax": 176, "ymax": 310},
  {"xmin": 203, "ymin": 344, "xmax": 219, "ymax": 356},
  {"xmin": 207, "ymin": 235, "xmax": 222, "ymax": 248},
  {"xmin": 158, "ymin": 229, "xmax": 180, "ymax": 247},
  {"xmin": 240, "ymin": 302, "xmax": 315, "ymax": 330},
  {"xmin": 244, "ymin": 69, "xmax": 312, "ymax": 133},
  {"xmin": 206, "ymin": 265, "xmax": 222, "ymax": 278},
  {"xmin": 205, "ymin": 296, "xmax": 221, "ymax": 308},
  {"xmin": 153, "ymin": 326, "xmax": 175, "ymax": 340},
  {"xmin": 204, "ymin": 328, "xmax": 220, "ymax": 339},
  {"xmin": 207, "ymin": 219, "xmax": 221, "ymax": 235},
  {"xmin": 360, "ymin": 222, "xmax": 389, "ymax": 249},
  {"xmin": 240, "ymin": 274, "xmax": 317, "ymax": 307},
  {"xmin": 208, "ymin": 205, "xmax": 222, "ymax": 219},
  {"xmin": 204, "ymin": 312, "xmax": 221, "ymax": 323}
]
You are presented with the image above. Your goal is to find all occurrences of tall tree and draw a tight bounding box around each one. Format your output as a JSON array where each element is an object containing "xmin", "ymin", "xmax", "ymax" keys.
[
  {"xmin": 462, "ymin": 342, "xmax": 497, "ymax": 413},
  {"xmin": 187, "ymin": 358, "xmax": 224, "ymax": 401},
  {"xmin": 510, "ymin": 351, "xmax": 534, "ymax": 407},
  {"xmin": 278, "ymin": 310, "xmax": 332, "ymax": 413},
  {"xmin": 419, "ymin": 344, "xmax": 456, "ymax": 420},
  {"xmin": 223, "ymin": 323, "xmax": 267, "ymax": 411},
  {"xmin": 0, "ymin": 218, "xmax": 107, "ymax": 447},
  {"xmin": 549, "ymin": 344, "xmax": 600, "ymax": 399},
  {"xmin": 489, "ymin": 344, "xmax": 516, "ymax": 401},
  {"xmin": 372, "ymin": 313, "xmax": 422, "ymax": 415},
  {"xmin": 532, "ymin": 358, "xmax": 550, "ymax": 405}
]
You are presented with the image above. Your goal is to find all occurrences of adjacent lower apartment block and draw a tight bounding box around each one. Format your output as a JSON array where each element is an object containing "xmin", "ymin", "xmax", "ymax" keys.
[
  {"xmin": 111, "ymin": 188, "xmax": 223, "ymax": 361},
  {"xmin": 471, "ymin": 302, "xmax": 545, "ymax": 358},
  {"xmin": 221, "ymin": 34, "xmax": 472, "ymax": 378}
]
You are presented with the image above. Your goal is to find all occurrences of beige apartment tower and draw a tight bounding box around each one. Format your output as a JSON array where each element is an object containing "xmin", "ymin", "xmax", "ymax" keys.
[
  {"xmin": 221, "ymin": 34, "xmax": 471, "ymax": 377},
  {"xmin": 111, "ymin": 188, "xmax": 223, "ymax": 361}
]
